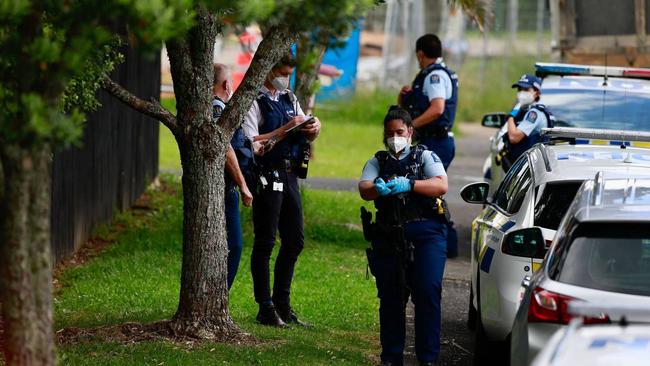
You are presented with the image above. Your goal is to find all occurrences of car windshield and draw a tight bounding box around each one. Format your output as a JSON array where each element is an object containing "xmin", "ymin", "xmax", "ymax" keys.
[
  {"xmin": 541, "ymin": 89, "xmax": 650, "ymax": 131},
  {"xmin": 553, "ymin": 224, "xmax": 650, "ymax": 296}
]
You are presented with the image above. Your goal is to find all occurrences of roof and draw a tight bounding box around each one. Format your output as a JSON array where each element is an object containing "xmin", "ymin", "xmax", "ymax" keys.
[
  {"xmin": 541, "ymin": 75, "xmax": 650, "ymax": 95},
  {"xmin": 567, "ymin": 173, "xmax": 650, "ymax": 223},
  {"xmin": 529, "ymin": 144, "xmax": 650, "ymax": 185}
]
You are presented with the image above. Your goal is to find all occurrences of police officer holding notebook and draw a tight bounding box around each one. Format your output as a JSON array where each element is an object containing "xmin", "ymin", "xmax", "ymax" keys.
[{"xmin": 242, "ymin": 53, "xmax": 321, "ymax": 328}]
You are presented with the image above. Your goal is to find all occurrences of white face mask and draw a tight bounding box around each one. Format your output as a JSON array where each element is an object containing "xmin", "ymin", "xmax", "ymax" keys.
[
  {"xmin": 271, "ymin": 75, "xmax": 290, "ymax": 91},
  {"xmin": 225, "ymin": 84, "xmax": 233, "ymax": 101},
  {"xmin": 517, "ymin": 91, "xmax": 535, "ymax": 106},
  {"xmin": 387, "ymin": 136, "xmax": 409, "ymax": 153}
]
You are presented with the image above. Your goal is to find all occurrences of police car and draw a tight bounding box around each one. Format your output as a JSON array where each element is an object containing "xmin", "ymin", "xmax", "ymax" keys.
[
  {"xmin": 482, "ymin": 62, "xmax": 650, "ymax": 187},
  {"xmin": 460, "ymin": 128, "xmax": 650, "ymax": 362},
  {"xmin": 511, "ymin": 172, "xmax": 650, "ymax": 366},
  {"xmin": 530, "ymin": 302, "xmax": 650, "ymax": 366}
]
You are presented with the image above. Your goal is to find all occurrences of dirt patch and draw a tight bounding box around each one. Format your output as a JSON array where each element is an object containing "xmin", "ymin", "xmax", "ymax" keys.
[{"xmin": 56, "ymin": 321, "xmax": 262, "ymax": 348}]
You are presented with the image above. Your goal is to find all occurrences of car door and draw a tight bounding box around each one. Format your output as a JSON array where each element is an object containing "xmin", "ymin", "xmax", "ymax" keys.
[{"xmin": 478, "ymin": 156, "xmax": 535, "ymax": 333}]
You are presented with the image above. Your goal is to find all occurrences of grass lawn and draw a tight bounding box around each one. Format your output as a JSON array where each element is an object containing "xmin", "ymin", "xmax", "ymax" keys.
[
  {"xmin": 455, "ymin": 54, "xmax": 550, "ymax": 122},
  {"xmin": 55, "ymin": 175, "xmax": 379, "ymax": 365},
  {"xmin": 158, "ymin": 54, "xmax": 545, "ymax": 178}
]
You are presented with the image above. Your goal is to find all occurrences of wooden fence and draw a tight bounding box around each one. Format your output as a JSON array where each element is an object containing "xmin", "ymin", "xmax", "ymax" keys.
[{"xmin": 50, "ymin": 47, "xmax": 161, "ymax": 262}]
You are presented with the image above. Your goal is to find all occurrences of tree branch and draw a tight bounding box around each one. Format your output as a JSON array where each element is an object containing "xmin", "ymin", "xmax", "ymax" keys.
[
  {"xmin": 101, "ymin": 75, "xmax": 178, "ymax": 133},
  {"xmin": 218, "ymin": 25, "xmax": 296, "ymax": 134}
]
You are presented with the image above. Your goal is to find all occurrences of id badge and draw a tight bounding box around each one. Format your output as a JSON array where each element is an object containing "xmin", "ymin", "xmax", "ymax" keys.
[{"xmin": 272, "ymin": 182, "xmax": 284, "ymax": 192}]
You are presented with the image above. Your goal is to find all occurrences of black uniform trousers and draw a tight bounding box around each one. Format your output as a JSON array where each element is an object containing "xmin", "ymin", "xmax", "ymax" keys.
[{"xmin": 251, "ymin": 169, "xmax": 305, "ymax": 306}]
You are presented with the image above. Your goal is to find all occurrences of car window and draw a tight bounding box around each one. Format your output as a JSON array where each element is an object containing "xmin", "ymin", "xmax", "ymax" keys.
[
  {"xmin": 551, "ymin": 223, "xmax": 650, "ymax": 296},
  {"xmin": 493, "ymin": 156, "xmax": 530, "ymax": 214},
  {"xmin": 507, "ymin": 165, "xmax": 532, "ymax": 214},
  {"xmin": 534, "ymin": 181, "xmax": 583, "ymax": 230},
  {"xmin": 541, "ymin": 88, "xmax": 650, "ymax": 131}
]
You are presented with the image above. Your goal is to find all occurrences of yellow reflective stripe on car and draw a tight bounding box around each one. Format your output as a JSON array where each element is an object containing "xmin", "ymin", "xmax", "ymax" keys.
[
  {"xmin": 589, "ymin": 139, "xmax": 608, "ymax": 145},
  {"xmin": 632, "ymin": 141, "xmax": 650, "ymax": 148},
  {"xmin": 532, "ymin": 262, "xmax": 542, "ymax": 272}
]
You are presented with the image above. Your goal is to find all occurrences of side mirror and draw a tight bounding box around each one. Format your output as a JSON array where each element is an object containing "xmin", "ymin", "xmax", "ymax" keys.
[
  {"xmin": 460, "ymin": 182, "xmax": 490, "ymax": 204},
  {"xmin": 503, "ymin": 227, "xmax": 546, "ymax": 259},
  {"xmin": 482, "ymin": 113, "xmax": 508, "ymax": 128}
]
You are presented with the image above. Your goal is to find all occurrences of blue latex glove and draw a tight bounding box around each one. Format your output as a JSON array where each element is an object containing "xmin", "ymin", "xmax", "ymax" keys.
[
  {"xmin": 374, "ymin": 178, "xmax": 391, "ymax": 196},
  {"xmin": 509, "ymin": 102, "xmax": 522, "ymax": 117},
  {"xmin": 386, "ymin": 176, "xmax": 412, "ymax": 195}
]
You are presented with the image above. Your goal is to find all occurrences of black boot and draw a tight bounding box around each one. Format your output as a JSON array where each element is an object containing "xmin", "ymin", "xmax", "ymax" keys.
[
  {"xmin": 276, "ymin": 304, "xmax": 313, "ymax": 328},
  {"xmin": 256, "ymin": 303, "xmax": 288, "ymax": 328},
  {"xmin": 376, "ymin": 362, "xmax": 401, "ymax": 366}
]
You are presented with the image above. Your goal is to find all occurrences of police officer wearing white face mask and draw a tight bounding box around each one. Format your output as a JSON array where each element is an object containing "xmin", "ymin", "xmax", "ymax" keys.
[
  {"xmin": 501, "ymin": 74, "xmax": 555, "ymax": 171},
  {"xmin": 213, "ymin": 63, "xmax": 254, "ymax": 290},
  {"xmin": 359, "ymin": 106, "xmax": 449, "ymax": 366},
  {"xmin": 242, "ymin": 53, "xmax": 321, "ymax": 328}
]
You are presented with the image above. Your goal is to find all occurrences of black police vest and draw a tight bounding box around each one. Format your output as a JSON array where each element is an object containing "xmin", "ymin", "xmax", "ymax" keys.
[
  {"xmin": 404, "ymin": 62, "xmax": 458, "ymax": 136},
  {"xmin": 214, "ymin": 96, "xmax": 255, "ymax": 188},
  {"xmin": 257, "ymin": 91, "xmax": 307, "ymax": 167},
  {"xmin": 374, "ymin": 146, "xmax": 437, "ymax": 224},
  {"xmin": 506, "ymin": 103, "xmax": 555, "ymax": 161}
]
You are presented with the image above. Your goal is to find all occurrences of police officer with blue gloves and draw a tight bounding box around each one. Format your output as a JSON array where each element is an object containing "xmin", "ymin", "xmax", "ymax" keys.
[
  {"xmin": 359, "ymin": 106, "xmax": 448, "ymax": 366},
  {"xmin": 499, "ymin": 74, "xmax": 554, "ymax": 171},
  {"xmin": 242, "ymin": 54, "xmax": 321, "ymax": 328},
  {"xmin": 212, "ymin": 63, "xmax": 254, "ymax": 289},
  {"xmin": 399, "ymin": 33, "xmax": 458, "ymax": 259}
]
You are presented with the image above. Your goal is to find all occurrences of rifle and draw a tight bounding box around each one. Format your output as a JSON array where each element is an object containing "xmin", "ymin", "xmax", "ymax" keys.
[{"xmin": 360, "ymin": 194, "xmax": 414, "ymax": 300}]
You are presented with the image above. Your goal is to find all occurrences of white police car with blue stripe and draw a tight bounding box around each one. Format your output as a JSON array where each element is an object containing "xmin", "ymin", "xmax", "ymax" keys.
[{"xmin": 461, "ymin": 127, "xmax": 650, "ymax": 362}]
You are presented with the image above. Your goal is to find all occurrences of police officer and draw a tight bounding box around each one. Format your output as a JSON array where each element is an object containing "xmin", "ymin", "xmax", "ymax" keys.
[
  {"xmin": 359, "ymin": 106, "xmax": 448, "ymax": 366},
  {"xmin": 501, "ymin": 74, "xmax": 554, "ymax": 171},
  {"xmin": 242, "ymin": 54, "xmax": 321, "ymax": 327},
  {"xmin": 212, "ymin": 63, "xmax": 254, "ymax": 289},
  {"xmin": 399, "ymin": 33, "xmax": 458, "ymax": 259}
]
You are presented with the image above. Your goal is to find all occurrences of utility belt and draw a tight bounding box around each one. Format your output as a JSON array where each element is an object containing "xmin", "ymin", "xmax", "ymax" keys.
[
  {"xmin": 419, "ymin": 124, "xmax": 452, "ymax": 139},
  {"xmin": 361, "ymin": 197, "xmax": 449, "ymax": 243},
  {"xmin": 261, "ymin": 158, "xmax": 295, "ymax": 173},
  {"xmin": 260, "ymin": 145, "xmax": 310, "ymax": 179}
]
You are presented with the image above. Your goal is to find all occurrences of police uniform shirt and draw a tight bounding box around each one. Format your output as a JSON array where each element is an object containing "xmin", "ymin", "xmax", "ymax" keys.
[
  {"xmin": 422, "ymin": 58, "xmax": 453, "ymax": 102},
  {"xmin": 212, "ymin": 97, "xmax": 226, "ymax": 121},
  {"xmin": 242, "ymin": 86, "xmax": 305, "ymax": 140},
  {"xmin": 517, "ymin": 104, "xmax": 548, "ymax": 137},
  {"xmin": 360, "ymin": 146, "xmax": 447, "ymax": 182}
]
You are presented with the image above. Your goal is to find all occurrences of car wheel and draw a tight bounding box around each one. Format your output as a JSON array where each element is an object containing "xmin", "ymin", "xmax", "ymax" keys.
[
  {"xmin": 472, "ymin": 270, "xmax": 510, "ymax": 366},
  {"xmin": 472, "ymin": 309, "xmax": 490, "ymax": 366},
  {"xmin": 467, "ymin": 287, "xmax": 477, "ymax": 330}
]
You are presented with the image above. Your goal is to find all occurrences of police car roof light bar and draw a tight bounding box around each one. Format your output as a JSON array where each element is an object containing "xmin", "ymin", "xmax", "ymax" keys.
[
  {"xmin": 535, "ymin": 62, "xmax": 650, "ymax": 80},
  {"xmin": 541, "ymin": 127, "xmax": 650, "ymax": 143}
]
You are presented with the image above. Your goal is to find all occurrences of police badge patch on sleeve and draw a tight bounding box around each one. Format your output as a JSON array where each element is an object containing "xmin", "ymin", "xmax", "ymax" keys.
[
  {"xmin": 430, "ymin": 74, "xmax": 440, "ymax": 84},
  {"xmin": 526, "ymin": 111, "xmax": 537, "ymax": 122},
  {"xmin": 212, "ymin": 105, "xmax": 223, "ymax": 120}
]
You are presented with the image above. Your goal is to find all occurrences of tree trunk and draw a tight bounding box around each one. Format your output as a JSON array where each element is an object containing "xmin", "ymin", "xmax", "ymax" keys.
[
  {"xmin": 0, "ymin": 144, "xmax": 55, "ymax": 366},
  {"xmin": 162, "ymin": 5, "xmax": 240, "ymax": 339},
  {"xmin": 294, "ymin": 35, "xmax": 329, "ymax": 113},
  {"xmin": 104, "ymin": 7, "xmax": 295, "ymax": 339},
  {"xmin": 170, "ymin": 127, "xmax": 239, "ymax": 338}
]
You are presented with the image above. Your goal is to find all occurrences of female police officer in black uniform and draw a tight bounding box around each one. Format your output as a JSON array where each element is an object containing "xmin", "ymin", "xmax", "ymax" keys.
[{"xmin": 359, "ymin": 107, "xmax": 448, "ymax": 366}]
